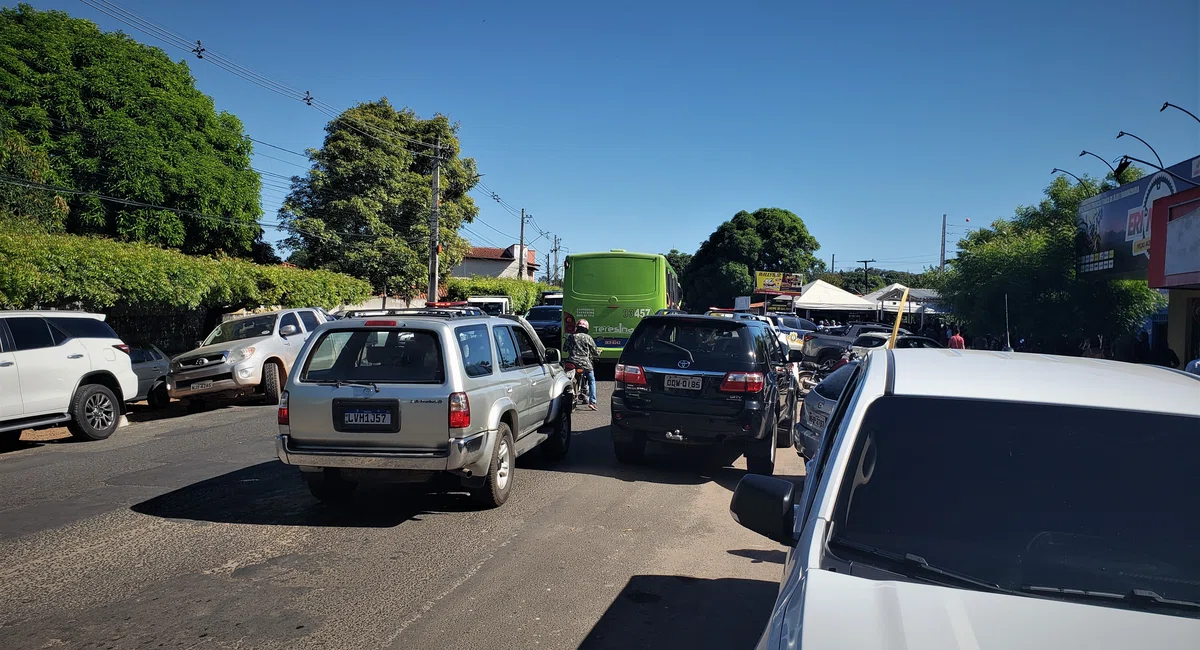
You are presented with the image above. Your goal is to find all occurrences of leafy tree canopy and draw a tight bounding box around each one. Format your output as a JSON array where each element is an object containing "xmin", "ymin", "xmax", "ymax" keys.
[
  {"xmin": 683, "ymin": 208, "xmax": 822, "ymax": 309},
  {"xmin": 942, "ymin": 166, "xmax": 1163, "ymax": 348},
  {"xmin": 0, "ymin": 4, "xmax": 265, "ymax": 256},
  {"xmin": 279, "ymin": 99, "xmax": 478, "ymax": 297}
]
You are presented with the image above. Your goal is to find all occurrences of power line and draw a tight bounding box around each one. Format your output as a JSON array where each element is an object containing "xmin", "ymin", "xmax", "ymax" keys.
[{"xmin": 248, "ymin": 137, "xmax": 308, "ymax": 158}]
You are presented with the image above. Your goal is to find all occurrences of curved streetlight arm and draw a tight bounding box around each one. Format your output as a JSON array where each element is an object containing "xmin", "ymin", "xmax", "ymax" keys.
[
  {"xmin": 1116, "ymin": 155, "xmax": 1200, "ymax": 188},
  {"xmin": 1161, "ymin": 101, "xmax": 1200, "ymax": 125},
  {"xmin": 1078, "ymin": 150, "xmax": 1116, "ymax": 174},
  {"xmin": 1051, "ymin": 168, "xmax": 1087, "ymax": 185},
  {"xmin": 1116, "ymin": 131, "xmax": 1164, "ymax": 169}
]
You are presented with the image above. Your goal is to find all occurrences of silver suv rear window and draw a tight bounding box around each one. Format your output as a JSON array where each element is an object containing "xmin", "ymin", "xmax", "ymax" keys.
[{"xmin": 301, "ymin": 329, "xmax": 445, "ymax": 384}]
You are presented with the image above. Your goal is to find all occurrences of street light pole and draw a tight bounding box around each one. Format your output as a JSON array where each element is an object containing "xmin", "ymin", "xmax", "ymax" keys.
[
  {"xmin": 1051, "ymin": 168, "xmax": 1087, "ymax": 185},
  {"xmin": 1161, "ymin": 101, "xmax": 1200, "ymax": 125},
  {"xmin": 1115, "ymin": 155, "xmax": 1200, "ymax": 188},
  {"xmin": 1116, "ymin": 131, "xmax": 1164, "ymax": 169},
  {"xmin": 1078, "ymin": 150, "xmax": 1116, "ymax": 174}
]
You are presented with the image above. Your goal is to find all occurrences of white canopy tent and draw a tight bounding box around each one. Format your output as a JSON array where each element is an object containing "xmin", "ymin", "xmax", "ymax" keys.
[{"xmin": 790, "ymin": 279, "xmax": 876, "ymax": 311}]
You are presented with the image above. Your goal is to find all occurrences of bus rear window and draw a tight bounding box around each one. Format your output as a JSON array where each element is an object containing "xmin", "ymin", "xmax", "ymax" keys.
[{"xmin": 571, "ymin": 258, "xmax": 657, "ymax": 295}]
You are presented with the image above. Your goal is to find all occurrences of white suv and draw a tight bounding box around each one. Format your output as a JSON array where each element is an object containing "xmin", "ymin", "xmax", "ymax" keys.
[{"xmin": 0, "ymin": 311, "xmax": 139, "ymax": 443}]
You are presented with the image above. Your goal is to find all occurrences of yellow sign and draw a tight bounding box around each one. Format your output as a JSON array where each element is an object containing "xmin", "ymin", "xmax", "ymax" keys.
[{"xmin": 754, "ymin": 271, "xmax": 804, "ymax": 294}]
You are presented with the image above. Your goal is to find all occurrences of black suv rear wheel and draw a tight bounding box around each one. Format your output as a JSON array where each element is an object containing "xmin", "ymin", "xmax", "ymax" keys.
[
  {"xmin": 745, "ymin": 411, "xmax": 777, "ymax": 475},
  {"xmin": 613, "ymin": 435, "xmax": 646, "ymax": 464}
]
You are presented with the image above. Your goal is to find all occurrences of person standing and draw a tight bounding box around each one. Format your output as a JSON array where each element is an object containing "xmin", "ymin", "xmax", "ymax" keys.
[
  {"xmin": 948, "ymin": 328, "xmax": 966, "ymax": 350},
  {"xmin": 1185, "ymin": 354, "xmax": 1200, "ymax": 376},
  {"xmin": 563, "ymin": 318, "xmax": 600, "ymax": 410}
]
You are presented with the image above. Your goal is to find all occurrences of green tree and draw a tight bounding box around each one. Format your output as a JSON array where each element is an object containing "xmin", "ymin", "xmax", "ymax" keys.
[
  {"xmin": 279, "ymin": 99, "xmax": 478, "ymax": 298},
  {"xmin": 0, "ymin": 5, "xmax": 266, "ymax": 256},
  {"xmin": 683, "ymin": 208, "xmax": 822, "ymax": 309},
  {"xmin": 663, "ymin": 249, "xmax": 693, "ymax": 276},
  {"xmin": 942, "ymin": 166, "xmax": 1163, "ymax": 349}
]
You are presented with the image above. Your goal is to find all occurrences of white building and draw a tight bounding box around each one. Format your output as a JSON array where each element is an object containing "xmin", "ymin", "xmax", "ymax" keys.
[{"xmin": 450, "ymin": 245, "xmax": 539, "ymax": 281}]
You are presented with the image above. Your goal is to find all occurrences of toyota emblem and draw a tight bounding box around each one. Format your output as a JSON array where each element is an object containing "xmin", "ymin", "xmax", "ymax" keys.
[{"xmin": 677, "ymin": 360, "xmax": 691, "ymax": 369}]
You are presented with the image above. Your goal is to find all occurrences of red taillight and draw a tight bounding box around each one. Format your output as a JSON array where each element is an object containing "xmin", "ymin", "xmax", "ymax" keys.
[
  {"xmin": 277, "ymin": 390, "xmax": 289, "ymax": 425},
  {"xmin": 615, "ymin": 363, "xmax": 647, "ymax": 386},
  {"xmin": 563, "ymin": 361, "xmax": 576, "ymax": 371},
  {"xmin": 113, "ymin": 344, "xmax": 131, "ymax": 354},
  {"xmin": 802, "ymin": 334, "xmax": 815, "ymax": 342},
  {"xmin": 449, "ymin": 392, "xmax": 470, "ymax": 428},
  {"xmin": 720, "ymin": 372, "xmax": 764, "ymax": 393},
  {"xmin": 364, "ymin": 320, "xmax": 397, "ymax": 326}
]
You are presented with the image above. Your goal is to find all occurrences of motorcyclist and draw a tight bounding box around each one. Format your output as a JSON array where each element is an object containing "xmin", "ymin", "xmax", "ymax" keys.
[{"xmin": 564, "ymin": 318, "xmax": 600, "ymax": 410}]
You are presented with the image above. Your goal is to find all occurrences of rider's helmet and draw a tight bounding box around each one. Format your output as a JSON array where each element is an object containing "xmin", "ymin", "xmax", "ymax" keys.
[{"xmin": 576, "ymin": 318, "xmax": 590, "ymax": 333}]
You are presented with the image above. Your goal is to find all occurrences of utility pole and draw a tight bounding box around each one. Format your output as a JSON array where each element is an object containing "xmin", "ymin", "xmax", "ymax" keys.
[
  {"xmin": 518, "ymin": 208, "xmax": 526, "ymax": 280},
  {"xmin": 426, "ymin": 139, "xmax": 442, "ymax": 302},
  {"xmin": 856, "ymin": 259, "xmax": 875, "ymax": 293},
  {"xmin": 551, "ymin": 235, "xmax": 561, "ymax": 285},
  {"xmin": 545, "ymin": 252, "xmax": 551, "ymax": 283},
  {"xmin": 939, "ymin": 213, "xmax": 947, "ymax": 273},
  {"xmin": 831, "ymin": 254, "xmax": 836, "ymax": 274}
]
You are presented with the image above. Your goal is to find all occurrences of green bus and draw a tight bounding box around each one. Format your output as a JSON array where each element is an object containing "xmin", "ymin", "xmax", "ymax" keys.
[{"xmin": 562, "ymin": 250, "xmax": 682, "ymax": 364}]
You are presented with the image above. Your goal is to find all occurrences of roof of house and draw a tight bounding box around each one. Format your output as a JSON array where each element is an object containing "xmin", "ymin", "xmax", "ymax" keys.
[
  {"xmin": 464, "ymin": 246, "xmax": 539, "ymax": 268},
  {"xmin": 887, "ymin": 349, "xmax": 1200, "ymax": 416}
]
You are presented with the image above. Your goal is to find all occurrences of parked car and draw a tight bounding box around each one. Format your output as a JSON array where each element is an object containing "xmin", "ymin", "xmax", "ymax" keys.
[
  {"xmin": 761, "ymin": 313, "xmax": 819, "ymax": 349},
  {"xmin": 793, "ymin": 361, "xmax": 857, "ymax": 459},
  {"xmin": 0, "ymin": 311, "xmax": 139, "ymax": 443},
  {"xmin": 800, "ymin": 322, "xmax": 909, "ymax": 364},
  {"xmin": 168, "ymin": 308, "xmax": 330, "ymax": 407},
  {"xmin": 129, "ymin": 343, "xmax": 171, "ymax": 408},
  {"xmin": 610, "ymin": 314, "xmax": 800, "ymax": 474},
  {"xmin": 524, "ymin": 305, "xmax": 563, "ymax": 349},
  {"xmin": 733, "ymin": 350, "xmax": 1200, "ymax": 649},
  {"xmin": 848, "ymin": 332, "xmax": 943, "ymax": 357},
  {"xmin": 467, "ymin": 295, "xmax": 511, "ymax": 316},
  {"xmin": 276, "ymin": 311, "xmax": 574, "ymax": 507}
]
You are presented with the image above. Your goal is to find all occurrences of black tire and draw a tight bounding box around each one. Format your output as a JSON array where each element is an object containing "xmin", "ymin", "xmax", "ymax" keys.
[
  {"xmin": 541, "ymin": 403, "xmax": 571, "ymax": 461},
  {"xmin": 746, "ymin": 413, "xmax": 777, "ymax": 476},
  {"xmin": 613, "ymin": 435, "xmax": 646, "ymax": 464},
  {"xmin": 473, "ymin": 424, "xmax": 515, "ymax": 508},
  {"xmin": 147, "ymin": 381, "xmax": 170, "ymax": 409},
  {"xmin": 66, "ymin": 383, "xmax": 120, "ymax": 441},
  {"xmin": 304, "ymin": 469, "xmax": 357, "ymax": 503},
  {"xmin": 776, "ymin": 396, "xmax": 795, "ymax": 448},
  {"xmin": 262, "ymin": 362, "xmax": 283, "ymax": 405},
  {"xmin": 817, "ymin": 349, "xmax": 841, "ymax": 366}
]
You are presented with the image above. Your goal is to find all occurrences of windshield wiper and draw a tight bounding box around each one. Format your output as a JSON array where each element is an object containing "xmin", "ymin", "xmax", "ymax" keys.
[
  {"xmin": 315, "ymin": 380, "xmax": 380, "ymax": 393},
  {"xmin": 828, "ymin": 538, "xmax": 1014, "ymax": 595},
  {"xmin": 653, "ymin": 339, "xmax": 695, "ymax": 363},
  {"xmin": 1021, "ymin": 585, "xmax": 1200, "ymax": 614}
]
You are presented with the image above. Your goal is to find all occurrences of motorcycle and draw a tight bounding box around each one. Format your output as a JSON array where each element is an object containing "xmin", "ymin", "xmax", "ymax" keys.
[
  {"xmin": 563, "ymin": 361, "xmax": 586, "ymax": 404},
  {"xmin": 797, "ymin": 347, "xmax": 859, "ymax": 395}
]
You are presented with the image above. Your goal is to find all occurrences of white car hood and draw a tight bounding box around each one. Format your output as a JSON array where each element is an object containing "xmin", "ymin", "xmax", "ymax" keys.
[{"xmin": 800, "ymin": 570, "xmax": 1199, "ymax": 649}]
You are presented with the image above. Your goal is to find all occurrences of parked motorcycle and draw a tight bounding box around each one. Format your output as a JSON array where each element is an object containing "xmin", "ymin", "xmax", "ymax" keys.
[{"xmin": 797, "ymin": 347, "xmax": 858, "ymax": 396}]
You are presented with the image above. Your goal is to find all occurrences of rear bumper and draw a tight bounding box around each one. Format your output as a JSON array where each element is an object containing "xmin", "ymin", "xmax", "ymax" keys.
[
  {"xmin": 610, "ymin": 398, "xmax": 767, "ymax": 446},
  {"xmin": 276, "ymin": 431, "xmax": 489, "ymax": 472}
]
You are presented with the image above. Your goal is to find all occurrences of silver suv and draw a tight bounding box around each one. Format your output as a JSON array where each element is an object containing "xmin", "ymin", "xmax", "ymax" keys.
[
  {"xmin": 276, "ymin": 308, "xmax": 574, "ymax": 508},
  {"xmin": 168, "ymin": 308, "xmax": 329, "ymax": 407}
]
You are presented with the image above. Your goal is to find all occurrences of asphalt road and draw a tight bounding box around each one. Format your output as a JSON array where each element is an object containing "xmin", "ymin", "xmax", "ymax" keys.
[{"xmin": 0, "ymin": 382, "xmax": 805, "ymax": 650}]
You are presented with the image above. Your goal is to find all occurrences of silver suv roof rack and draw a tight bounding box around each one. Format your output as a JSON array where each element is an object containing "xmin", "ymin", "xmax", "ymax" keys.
[{"xmin": 340, "ymin": 307, "xmax": 486, "ymax": 319}]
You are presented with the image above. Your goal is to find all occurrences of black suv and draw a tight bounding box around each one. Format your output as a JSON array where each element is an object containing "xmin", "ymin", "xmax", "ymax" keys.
[
  {"xmin": 525, "ymin": 305, "xmax": 563, "ymax": 348},
  {"xmin": 610, "ymin": 315, "xmax": 799, "ymax": 474}
]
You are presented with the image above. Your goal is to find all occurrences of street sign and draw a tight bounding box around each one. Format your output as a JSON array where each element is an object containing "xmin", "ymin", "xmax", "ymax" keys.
[
  {"xmin": 754, "ymin": 271, "xmax": 804, "ymax": 295},
  {"xmin": 733, "ymin": 296, "xmax": 751, "ymax": 311}
]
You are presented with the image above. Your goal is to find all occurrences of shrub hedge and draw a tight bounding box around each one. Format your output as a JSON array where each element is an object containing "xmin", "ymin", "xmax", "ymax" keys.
[
  {"xmin": 0, "ymin": 229, "xmax": 372, "ymax": 311},
  {"xmin": 444, "ymin": 276, "xmax": 554, "ymax": 313}
]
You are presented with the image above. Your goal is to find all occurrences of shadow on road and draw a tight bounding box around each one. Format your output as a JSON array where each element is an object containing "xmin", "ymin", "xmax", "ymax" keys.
[
  {"xmin": 523, "ymin": 419, "xmax": 805, "ymax": 494},
  {"xmin": 131, "ymin": 460, "xmax": 482, "ymax": 528},
  {"xmin": 727, "ymin": 548, "xmax": 787, "ymax": 564},
  {"xmin": 579, "ymin": 575, "xmax": 776, "ymax": 650}
]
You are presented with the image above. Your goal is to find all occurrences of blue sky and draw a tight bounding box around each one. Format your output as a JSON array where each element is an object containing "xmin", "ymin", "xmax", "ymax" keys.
[{"xmin": 32, "ymin": 0, "xmax": 1200, "ymax": 273}]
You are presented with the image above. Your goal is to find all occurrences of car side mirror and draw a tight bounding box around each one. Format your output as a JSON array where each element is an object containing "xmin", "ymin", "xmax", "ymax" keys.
[
  {"xmin": 788, "ymin": 349, "xmax": 804, "ymax": 363},
  {"xmin": 280, "ymin": 325, "xmax": 298, "ymax": 337},
  {"xmin": 730, "ymin": 474, "xmax": 799, "ymax": 545},
  {"xmin": 194, "ymin": 341, "xmax": 203, "ymax": 348},
  {"xmin": 544, "ymin": 348, "xmax": 561, "ymax": 363}
]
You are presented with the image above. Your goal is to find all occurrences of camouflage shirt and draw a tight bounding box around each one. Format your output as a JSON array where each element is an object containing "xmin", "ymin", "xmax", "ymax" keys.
[{"xmin": 564, "ymin": 332, "xmax": 599, "ymax": 371}]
